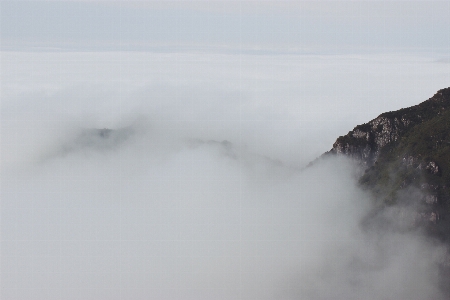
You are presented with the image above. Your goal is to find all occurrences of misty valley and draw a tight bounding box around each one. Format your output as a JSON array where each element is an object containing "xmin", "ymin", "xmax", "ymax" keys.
[{"xmin": 3, "ymin": 88, "xmax": 450, "ymax": 299}]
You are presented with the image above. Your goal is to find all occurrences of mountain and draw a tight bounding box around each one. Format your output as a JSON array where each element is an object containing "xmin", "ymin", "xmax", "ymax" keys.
[{"xmin": 325, "ymin": 88, "xmax": 450, "ymax": 241}]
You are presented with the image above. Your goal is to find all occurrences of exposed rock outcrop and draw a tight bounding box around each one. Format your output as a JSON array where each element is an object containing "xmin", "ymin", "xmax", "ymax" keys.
[
  {"xmin": 315, "ymin": 88, "xmax": 450, "ymax": 291},
  {"xmin": 328, "ymin": 88, "xmax": 450, "ymax": 168},
  {"xmin": 323, "ymin": 87, "xmax": 450, "ymax": 241}
]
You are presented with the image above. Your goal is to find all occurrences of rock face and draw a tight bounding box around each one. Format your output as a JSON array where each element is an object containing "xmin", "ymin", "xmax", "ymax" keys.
[
  {"xmin": 325, "ymin": 87, "xmax": 450, "ymax": 241},
  {"xmin": 324, "ymin": 88, "xmax": 450, "ymax": 288},
  {"xmin": 328, "ymin": 88, "xmax": 450, "ymax": 168},
  {"xmin": 331, "ymin": 115, "xmax": 403, "ymax": 167}
]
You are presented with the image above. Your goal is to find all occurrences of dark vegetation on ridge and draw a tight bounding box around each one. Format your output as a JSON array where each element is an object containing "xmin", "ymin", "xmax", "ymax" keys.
[{"xmin": 326, "ymin": 87, "xmax": 450, "ymax": 242}]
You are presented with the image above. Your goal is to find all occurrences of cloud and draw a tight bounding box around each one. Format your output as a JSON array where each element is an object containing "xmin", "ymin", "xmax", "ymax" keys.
[
  {"xmin": 2, "ymin": 51, "xmax": 450, "ymax": 167},
  {"xmin": 1, "ymin": 51, "xmax": 450, "ymax": 299},
  {"xmin": 2, "ymin": 118, "xmax": 449, "ymax": 299}
]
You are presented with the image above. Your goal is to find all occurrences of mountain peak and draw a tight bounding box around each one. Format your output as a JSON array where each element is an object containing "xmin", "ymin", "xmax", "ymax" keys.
[
  {"xmin": 325, "ymin": 87, "xmax": 450, "ymax": 241},
  {"xmin": 327, "ymin": 87, "xmax": 450, "ymax": 167}
]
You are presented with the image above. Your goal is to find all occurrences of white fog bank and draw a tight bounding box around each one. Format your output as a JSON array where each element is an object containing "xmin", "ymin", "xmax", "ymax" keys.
[
  {"xmin": 1, "ymin": 120, "xmax": 448, "ymax": 300},
  {"xmin": 2, "ymin": 51, "xmax": 450, "ymax": 299},
  {"xmin": 2, "ymin": 51, "xmax": 450, "ymax": 166}
]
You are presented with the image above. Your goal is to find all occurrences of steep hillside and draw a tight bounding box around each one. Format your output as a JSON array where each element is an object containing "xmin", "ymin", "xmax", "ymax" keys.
[{"xmin": 326, "ymin": 88, "xmax": 450, "ymax": 241}]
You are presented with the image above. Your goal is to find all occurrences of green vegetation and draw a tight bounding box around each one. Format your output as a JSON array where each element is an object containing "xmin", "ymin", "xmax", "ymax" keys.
[
  {"xmin": 360, "ymin": 107, "xmax": 450, "ymax": 197},
  {"xmin": 333, "ymin": 88, "xmax": 450, "ymax": 240}
]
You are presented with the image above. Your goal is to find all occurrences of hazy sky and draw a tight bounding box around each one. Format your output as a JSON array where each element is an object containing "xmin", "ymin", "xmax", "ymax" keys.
[
  {"xmin": 2, "ymin": 1, "xmax": 450, "ymax": 53},
  {"xmin": 2, "ymin": 1, "xmax": 450, "ymax": 300}
]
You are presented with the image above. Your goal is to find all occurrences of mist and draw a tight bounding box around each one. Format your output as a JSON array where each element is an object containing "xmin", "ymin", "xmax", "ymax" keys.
[{"xmin": 2, "ymin": 51, "xmax": 450, "ymax": 299}]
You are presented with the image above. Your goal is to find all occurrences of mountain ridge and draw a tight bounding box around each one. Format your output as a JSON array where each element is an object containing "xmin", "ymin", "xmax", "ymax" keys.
[
  {"xmin": 324, "ymin": 87, "xmax": 450, "ymax": 241},
  {"xmin": 327, "ymin": 88, "xmax": 450, "ymax": 167}
]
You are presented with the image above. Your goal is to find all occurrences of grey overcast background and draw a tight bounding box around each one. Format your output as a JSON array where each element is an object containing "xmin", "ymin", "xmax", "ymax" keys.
[{"xmin": 2, "ymin": 1, "xmax": 450, "ymax": 299}]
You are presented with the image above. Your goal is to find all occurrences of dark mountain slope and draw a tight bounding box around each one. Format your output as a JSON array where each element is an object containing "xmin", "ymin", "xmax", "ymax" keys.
[
  {"xmin": 325, "ymin": 87, "xmax": 450, "ymax": 241},
  {"xmin": 328, "ymin": 88, "xmax": 450, "ymax": 167}
]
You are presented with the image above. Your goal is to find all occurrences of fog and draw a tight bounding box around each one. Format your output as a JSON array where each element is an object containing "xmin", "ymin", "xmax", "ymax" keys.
[{"xmin": 2, "ymin": 51, "xmax": 450, "ymax": 299}]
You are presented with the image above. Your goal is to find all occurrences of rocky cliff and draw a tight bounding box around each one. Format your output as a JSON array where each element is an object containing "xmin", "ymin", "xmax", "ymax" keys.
[
  {"xmin": 326, "ymin": 87, "xmax": 450, "ymax": 241},
  {"xmin": 328, "ymin": 88, "xmax": 450, "ymax": 167}
]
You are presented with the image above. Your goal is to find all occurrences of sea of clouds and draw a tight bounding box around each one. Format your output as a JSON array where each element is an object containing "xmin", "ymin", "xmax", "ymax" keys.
[{"xmin": 1, "ymin": 51, "xmax": 450, "ymax": 299}]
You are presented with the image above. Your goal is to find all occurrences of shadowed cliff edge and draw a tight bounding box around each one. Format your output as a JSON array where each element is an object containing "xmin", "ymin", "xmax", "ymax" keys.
[{"xmin": 317, "ymin": 88, "xmax": 450, "ymax": 294}]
